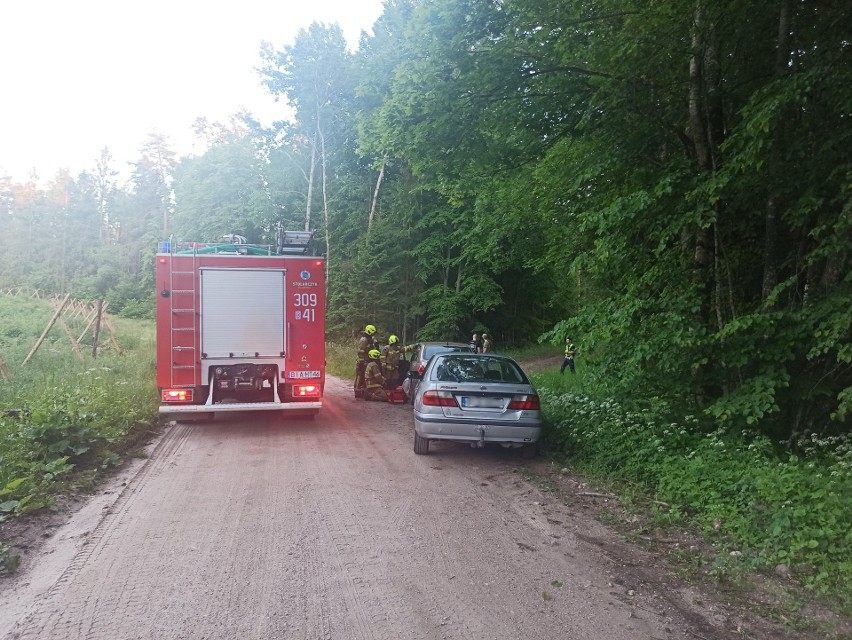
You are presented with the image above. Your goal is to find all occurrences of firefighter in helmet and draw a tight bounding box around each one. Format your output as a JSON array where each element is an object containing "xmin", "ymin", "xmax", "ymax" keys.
[
  {"xmin": 381, "ymin": 334, "xmax": 404, "ymax": 389},
  {"xmin": 363, "ymin": 349, "xmax": 389, "ymax": 401},
  {"xmin": 355, "ymin": 324, "xmax": 378, "ymax": 398}
]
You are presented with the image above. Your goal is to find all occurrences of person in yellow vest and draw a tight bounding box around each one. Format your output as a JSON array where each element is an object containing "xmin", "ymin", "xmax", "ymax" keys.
[
  {"xmin": 381, "ymin": 335, "xmax": 404, "ymax": 388},
  {"xmin": 364, "ymin": 349, "xmax": 389, "ymax": 401},
  {"xmin": 560, "ymin": 337, "xmax": 577, "ymax": 374},
  {"xmin": 355, "ymin": 324, "xmax": 378, "ymax": 398}
]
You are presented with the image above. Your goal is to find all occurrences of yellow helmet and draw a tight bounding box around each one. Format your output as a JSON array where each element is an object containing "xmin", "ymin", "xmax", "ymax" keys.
[
  {"xmin": 365, "ymin": 324, "xmax": 377, "ymax": 335},
  {"xmin": 388, "ymin": 335, "xmax": 399, "ymax": 344},
  {"xmin": 368, "ymin": 349, "xmax": 381, "ymax": 360}
]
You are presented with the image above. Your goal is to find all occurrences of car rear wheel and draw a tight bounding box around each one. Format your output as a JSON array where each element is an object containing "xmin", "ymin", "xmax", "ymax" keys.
[{"xmin": 414, "ymin": 431, "xmax": 430, "ymax": 455}]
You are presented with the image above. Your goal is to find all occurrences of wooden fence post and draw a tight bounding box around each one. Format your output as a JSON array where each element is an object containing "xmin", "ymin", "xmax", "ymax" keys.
[
  {"xmin": 59, "ymin": 318, "xmax": 85, "ymax": 361},
  {"xmin": 22, "ymin": 293, "xmax": 71, "ymax": 366},
  {"xmin": 92, "ymin": 300, "xmax": 104, "ymax": 358}
]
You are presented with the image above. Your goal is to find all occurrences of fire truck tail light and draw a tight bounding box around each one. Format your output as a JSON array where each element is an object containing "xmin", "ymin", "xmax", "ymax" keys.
[
  {"xmin": 162, "ymin": 389, "xmax": 192, "ymax": 403},
  {"xmin": 294, "ymin": 385, "xmax": 321, "ymax": 398}
]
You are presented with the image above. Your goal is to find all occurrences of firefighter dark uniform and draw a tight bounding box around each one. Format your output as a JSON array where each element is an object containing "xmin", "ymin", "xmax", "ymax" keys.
[
  {"xmin": 355, "ymin": 324, "xmax": 378, "ymax": 397},
  {"xmin": 363, "ymin": 349, "xmax": 389, "ymax": 401},
  {"xmin": 382, "ymin": 335, "xmax": 403, "ymax": 388}
]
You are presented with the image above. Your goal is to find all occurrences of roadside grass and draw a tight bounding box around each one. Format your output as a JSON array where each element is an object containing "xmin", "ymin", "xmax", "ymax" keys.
[
  {"xmin": 0, "ymin": 296, "xmax": 159, "ymax": 571},
  {"xmin": 529, "ymin": 371, "xmax": 852, "ymax": 621},
  {"xmin": 326, "ymin": 340, "xmax": 355, "ymax": 380}
]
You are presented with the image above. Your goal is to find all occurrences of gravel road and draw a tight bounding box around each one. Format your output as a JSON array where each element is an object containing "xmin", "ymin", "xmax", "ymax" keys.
[{"xmin": 0, "ymin": 375, "xmax": 738, "ymax": 639}]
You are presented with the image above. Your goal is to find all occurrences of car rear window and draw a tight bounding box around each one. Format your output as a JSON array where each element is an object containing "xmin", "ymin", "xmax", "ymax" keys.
[
  {"xmin": 433, "ymin": 355, "xmax": 527, "ymax": 384},
  {"xmin": 423, "ymin": 344, "xmax": 469, "ymax": 360}
]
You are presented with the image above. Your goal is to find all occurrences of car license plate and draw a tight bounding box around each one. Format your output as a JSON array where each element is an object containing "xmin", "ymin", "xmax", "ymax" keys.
[{"xmin": 460, "ymin": 396, "xmax": 504, "ymax": 408}]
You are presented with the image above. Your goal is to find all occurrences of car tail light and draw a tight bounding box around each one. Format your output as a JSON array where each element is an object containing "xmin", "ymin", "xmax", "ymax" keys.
[
  {"xmin": 162, "ymin": 389, "xmax": 192, "ymax": 403},
  {"xmin": 421, "ymin": 390, "xmax": 458, "ymax": 407},
  {"xmin": 507, "ymin": 395, "xmax": 540, "ymax": 410},
  {"xmin": 293, "ymin": 385, "xmax": 321, "ymax": 398}
]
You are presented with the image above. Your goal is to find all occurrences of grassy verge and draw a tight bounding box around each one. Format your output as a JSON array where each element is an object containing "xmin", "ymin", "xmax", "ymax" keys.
[
  {"xmin": 0, "ymin": 296, "xmax": 159, "ymax": 572},
  {"xmin": 529, "ymin": 364, "xmax": 852, "ymax": 619},
  {"xmin": 326, "ymin": 340, "xmax": 355, "ymax": 380}
]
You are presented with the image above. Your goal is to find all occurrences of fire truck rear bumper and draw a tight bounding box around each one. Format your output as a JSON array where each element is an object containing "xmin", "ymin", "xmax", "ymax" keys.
[{"xmin": 159, "ymin": 401, "xmax": 322, "ymax": 414}]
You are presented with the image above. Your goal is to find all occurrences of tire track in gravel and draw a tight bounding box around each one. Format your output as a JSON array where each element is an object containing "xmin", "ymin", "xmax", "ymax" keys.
[
  {"xmin": 311, "ymin": 397, "xmax": 410, "ymax": 640},
  {"xmin": 313, "ymin": 392, "xmax": 487, "ymax": 640},
  {"xmin": 7, "ymin": 422, "xmax": 196, "ymax": 640}
]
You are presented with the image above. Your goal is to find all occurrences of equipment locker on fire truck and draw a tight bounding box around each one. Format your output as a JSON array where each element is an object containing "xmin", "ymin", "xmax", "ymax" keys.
[{"xmin": 156, "ymin": 231, "xmax": 325, "ymax": 418}]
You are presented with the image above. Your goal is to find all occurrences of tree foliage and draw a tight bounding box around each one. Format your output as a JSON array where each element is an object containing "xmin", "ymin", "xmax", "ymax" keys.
[{"xmin": 1, "ymin": 0, "xmax": 848, "ymax": 441}]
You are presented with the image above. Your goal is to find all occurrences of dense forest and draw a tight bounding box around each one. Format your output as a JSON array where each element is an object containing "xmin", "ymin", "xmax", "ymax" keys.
[{"xmin": 1, "ymin": 0, "xmax": 849, "ymax": 443}]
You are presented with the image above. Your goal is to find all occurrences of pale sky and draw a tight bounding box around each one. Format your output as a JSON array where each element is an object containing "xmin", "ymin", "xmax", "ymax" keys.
[{"xmin": 0, "ymin": 0, "xmax": 386, "ymax": 183}]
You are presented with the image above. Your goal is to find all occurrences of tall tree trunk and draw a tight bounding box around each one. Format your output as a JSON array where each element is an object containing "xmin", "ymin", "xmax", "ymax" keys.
[
  {"xmin": 689, "ymin": 1, "xmax": 714, "ymax": 301},
  {"xmin": 318, "ymin": 122, "xmax": 331, "ymax": 293},
  {"xmin": 305, "ymin": 133, "xmax": 317, "ymax": 232},
  {"xmin": 688, "ymin": 0, "xmax": 724, "ymax": 406},
  {"xmin": 688, "ymin": 3, "xmax": 711, "ymax": 173},
  {"xmin": 761, "ymin": 0, "xmax": 793, "ymax": 303},
  {"xmin": 367, "ymin": 156, "xmax": 387, "ymax": 237}
]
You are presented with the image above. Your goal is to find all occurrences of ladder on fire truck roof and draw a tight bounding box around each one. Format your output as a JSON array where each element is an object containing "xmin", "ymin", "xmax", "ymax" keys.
[{"xmin": 167, "ymin": 247, "xmax": 199, "ymax": 388}]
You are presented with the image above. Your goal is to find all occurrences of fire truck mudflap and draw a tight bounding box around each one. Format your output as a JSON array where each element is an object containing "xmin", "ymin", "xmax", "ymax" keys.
[{"xmin": 156, "ymin": 232, "xmax": 325, "ymax": 416}]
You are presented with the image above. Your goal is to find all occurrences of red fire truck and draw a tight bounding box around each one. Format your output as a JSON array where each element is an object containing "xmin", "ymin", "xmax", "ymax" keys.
[{"xmin": 156, "ymin": 231, "xmax": 324, "ymax": 418}]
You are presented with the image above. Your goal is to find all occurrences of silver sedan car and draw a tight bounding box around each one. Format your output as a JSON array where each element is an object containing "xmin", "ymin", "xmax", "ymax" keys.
[{"xmin": 412, "ymin": 353, "xmax": 542, "ymax": 458}]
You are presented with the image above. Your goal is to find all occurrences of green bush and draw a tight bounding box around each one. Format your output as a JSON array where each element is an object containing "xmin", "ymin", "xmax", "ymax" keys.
[
  {"xmin": 0, "ymin": 297, "xmax": 158, "ymax": 519},
  {"xmin": 539, "ymin": 387, "xmax": 852, "ymax": 610},
  {"xmin": 326, "ymin": 339, "xmax": 356, "ymax": 380}
]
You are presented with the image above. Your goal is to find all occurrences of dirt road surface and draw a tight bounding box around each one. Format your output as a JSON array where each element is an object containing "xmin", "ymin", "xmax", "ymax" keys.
[{"xmin": 0, "ymin": 375, "xmax": 785, "ymax": 639}]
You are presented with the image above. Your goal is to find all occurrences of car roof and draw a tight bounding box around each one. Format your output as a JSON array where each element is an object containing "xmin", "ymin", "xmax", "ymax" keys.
[
  {"xmin": 432, "ymin": 352, "xmax": 516, "ymax": 362},
  {"xmin": 417, "ymin": 341, "xmax": 470, "ymax": 347},
  {"xmin": 426, "ymin": 352, "xmax": 531, "ymax": 382}
]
